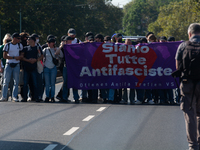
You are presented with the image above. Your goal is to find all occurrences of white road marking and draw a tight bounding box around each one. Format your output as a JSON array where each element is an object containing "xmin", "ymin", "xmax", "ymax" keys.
[
  {"xmin": 63, "ymin": 127, "xmax": 80, "ymax": 135},
  {"xmin": 82, "ymin": 115, "xmax": 95, "ymax": 121},
  {"xmin": 44, "ymin": 144, "xmax": 58, "ymax": 150},
  {"xmin": 97, "ymin": 107, "xmax": 107, "ymax": 112}
]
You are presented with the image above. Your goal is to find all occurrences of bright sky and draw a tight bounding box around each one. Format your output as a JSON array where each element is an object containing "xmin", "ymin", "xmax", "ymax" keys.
[{"xmin": 111, "ymin": 0, "xmax": 132, "ymax": 7}]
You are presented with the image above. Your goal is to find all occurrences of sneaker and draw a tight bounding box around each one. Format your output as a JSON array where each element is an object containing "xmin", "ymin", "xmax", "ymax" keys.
[
  {"xmin": 12, "ymin": 97, "xmax": 19, "ymax": 102},
  {"xmin": 148, "ymin": 100, "xmax": 155, "ymax": 105},
  {"xmin": 27, "ymin": 97, "xmax": 32, "ymax": 101},
  {"xmin": 120, "ymin": 100, "xmax": 128, "ymax": 104},
  {"xmin": 0, "ymin": 98, "xmax": 7, "ymax": 102},
  {"xmin": 135, "ymin": 100, "xmax": 142, "ymax": 105}
]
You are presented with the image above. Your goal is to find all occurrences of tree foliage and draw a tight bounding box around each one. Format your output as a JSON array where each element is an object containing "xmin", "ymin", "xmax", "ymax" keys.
[
  {"xmin": 122, "ymin": 0, "xmax": 182, "ymax": 36},
  {"xmin": 0, "ymin": 0, "xmax": 123, "ymax": 44},
  {"xmin": 148, "ymin": 0, "xmax": 200, "ymax": 41}
]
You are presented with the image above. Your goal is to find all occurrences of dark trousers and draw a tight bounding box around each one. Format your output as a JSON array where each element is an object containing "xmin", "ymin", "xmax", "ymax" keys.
[
  {"xmin": 23, "ymin": 69, "xmax": 38, "ymax": 100},
  {"xmin": 180, "ymin": 80, "xmax": 200, "ymax": 150}
]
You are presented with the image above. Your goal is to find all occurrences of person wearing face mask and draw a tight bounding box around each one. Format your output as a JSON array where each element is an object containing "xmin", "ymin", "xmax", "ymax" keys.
[
  {"xmin": 31, "ymin": 33, "xmax": 41, "ymax": 47},
  {"xmin": 31, "ymin": 33, "xmax": 44, "ymax": 102}
]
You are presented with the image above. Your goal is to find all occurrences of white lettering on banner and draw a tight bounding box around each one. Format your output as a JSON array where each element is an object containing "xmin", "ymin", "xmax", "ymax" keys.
[
  {"xmin": 103, "ymin": 43, "xmax": 149, "ymax": 54},
  {"xmin": 105, "ymin": 54, "xmax": 146, "ymax": 65},
  {"xmin": 79, "ymin": 82, "xmax": 176, "ymax": 88},
  {"xmin": 79, "ymin": 65, "xmax": 173, "ymax": 77}
]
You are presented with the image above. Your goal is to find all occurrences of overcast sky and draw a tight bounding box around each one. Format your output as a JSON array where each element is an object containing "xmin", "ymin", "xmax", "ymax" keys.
[{"xmin": 111, "ymin": 0, "xmax": 132, "ymax": 7}]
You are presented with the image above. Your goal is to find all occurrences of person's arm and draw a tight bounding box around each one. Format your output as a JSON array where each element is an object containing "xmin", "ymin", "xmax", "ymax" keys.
[
  {"xmin": 3, "ymin": 51, "xmax": 22, "ymax": 60},
  {"xmin": 0, "ymin": 45, "xmax": 4, "ymax": 72},
  {"xmin": 0, "ymin": 60, "xmax": 2, "ymax": 73},
  {"xmin": 37, "ymin": 47, "xmax": 43, "ymax": 61},
  {"xmin": 176, "ymin": 60, "xmax": 179, "ymax": 70},
  {"xmin": 55, "ymin": 42, "xmax": 65, "ymax": 55}
]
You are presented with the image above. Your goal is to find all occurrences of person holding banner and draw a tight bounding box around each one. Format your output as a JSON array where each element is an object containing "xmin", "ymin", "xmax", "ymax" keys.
[
  {"xmin": 55, "ymin": 36, "xmax": 75, "ymax": 103},
  {"xmin": 159, "ymin": 36, "xmax": 174, "ymax": 104},
  {"xmin": 67, "ymin": 28, "xmax": 80, "ymax": 103}
]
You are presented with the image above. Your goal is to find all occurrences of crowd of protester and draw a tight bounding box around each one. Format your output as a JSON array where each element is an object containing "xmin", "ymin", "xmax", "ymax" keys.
[{"xmin": 0, "ymin": 28, "xmax": 179, "ymax": 105}]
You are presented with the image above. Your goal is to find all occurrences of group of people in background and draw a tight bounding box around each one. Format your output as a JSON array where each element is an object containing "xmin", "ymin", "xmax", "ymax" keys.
[{"xmin": 0, "ymin": 28, "xmax": 179, "ymax": 105}]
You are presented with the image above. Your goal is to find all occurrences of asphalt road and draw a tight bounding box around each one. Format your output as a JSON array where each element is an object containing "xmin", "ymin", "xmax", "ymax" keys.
[{"xmin": 0, "ymin": 83, "xmax": 188, "ymax": 150}]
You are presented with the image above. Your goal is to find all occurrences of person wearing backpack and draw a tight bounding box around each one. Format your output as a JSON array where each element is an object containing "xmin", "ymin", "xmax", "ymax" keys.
[
  {"xmin": 175, "ymin": 23, "xmax": 200, "ymax": 150},
  {"xmin": 0, "ymin": 33, "xmax": 23, "ymax": 102},
  {"xmin": 21, "ymin": 35, "xmax": 43, "ymax": 102}
]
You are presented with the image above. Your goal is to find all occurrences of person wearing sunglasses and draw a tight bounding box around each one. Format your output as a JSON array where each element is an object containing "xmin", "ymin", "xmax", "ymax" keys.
[{"xmin": 0, "ymin": 33, "xmax": 23, "ymax": 102}]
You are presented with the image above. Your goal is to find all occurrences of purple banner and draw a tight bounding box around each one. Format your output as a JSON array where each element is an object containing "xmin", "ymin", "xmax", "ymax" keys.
[{"xmin": 64, "ymin": 42, "xmax": 182, "ymax": 89}]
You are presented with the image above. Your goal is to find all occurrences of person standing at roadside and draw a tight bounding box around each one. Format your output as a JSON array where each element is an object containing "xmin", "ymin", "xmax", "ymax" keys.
[
  {"xmin": 176, "ymin": 23, "xmax": 200, "ymax": 150},
  {"xmin": 0, "ymin": 34, "xmax": 12, "ymax": 98},
  {"xmin": 21, "ymin": 35, "xmax": 43, "ymax": 102},
  {"xmin": 67, "ymin": 28, "xmax": 81, "ymax": 102},
  {"xmin": 55, "ymin": 36, "xmax": 76, "ymax": 103},
  {"xmin": 43, "ymin": 37, "xmax": 58, "ymax": 103},
  {"xmin": 0, "ymin": 33, "xmax": 23, "ymax": 102}
]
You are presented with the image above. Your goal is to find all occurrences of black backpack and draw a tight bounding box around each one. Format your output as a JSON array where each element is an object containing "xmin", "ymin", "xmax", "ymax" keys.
[{"xmin": 180, "ymin": 41, "xmax": 200, "ymax": 80}]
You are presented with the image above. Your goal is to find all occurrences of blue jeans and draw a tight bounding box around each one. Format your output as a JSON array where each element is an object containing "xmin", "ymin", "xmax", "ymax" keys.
[
  {"xmin": 2, "ymin": 64, "xmax": 20, "ymax": 99},
  {"xmin": 23, "ymin": 69, "xmax": 38, "ymax": 100},
  {"xmin": 44, "ymin": 66, "xmax": 57, "ymax": 98},
  {"xmin": 108, "ymin": 89, "xmax": 115, "ymax": 101}
]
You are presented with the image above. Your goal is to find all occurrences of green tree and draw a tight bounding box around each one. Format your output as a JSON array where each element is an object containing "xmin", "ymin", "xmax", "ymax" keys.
[
  {"xmin": 122, "ymin": 0, "xmax": 181, "ymax": 36},
  {"xmin": 148, "ymin": 0, "xmax": 200, "ymax": 41},
  {"xmin": 0, "ymin": 0, "xmax": 122, "ymax": 44}
]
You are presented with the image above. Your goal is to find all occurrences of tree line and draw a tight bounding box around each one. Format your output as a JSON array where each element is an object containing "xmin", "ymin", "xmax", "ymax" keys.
[
  {"xmin": 0, "ymin": 0, "xmax": 123, "ymax": 44},
  {"xmin": 122, "ymin": 0, "xmax": 199, "ymax": 41}
]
